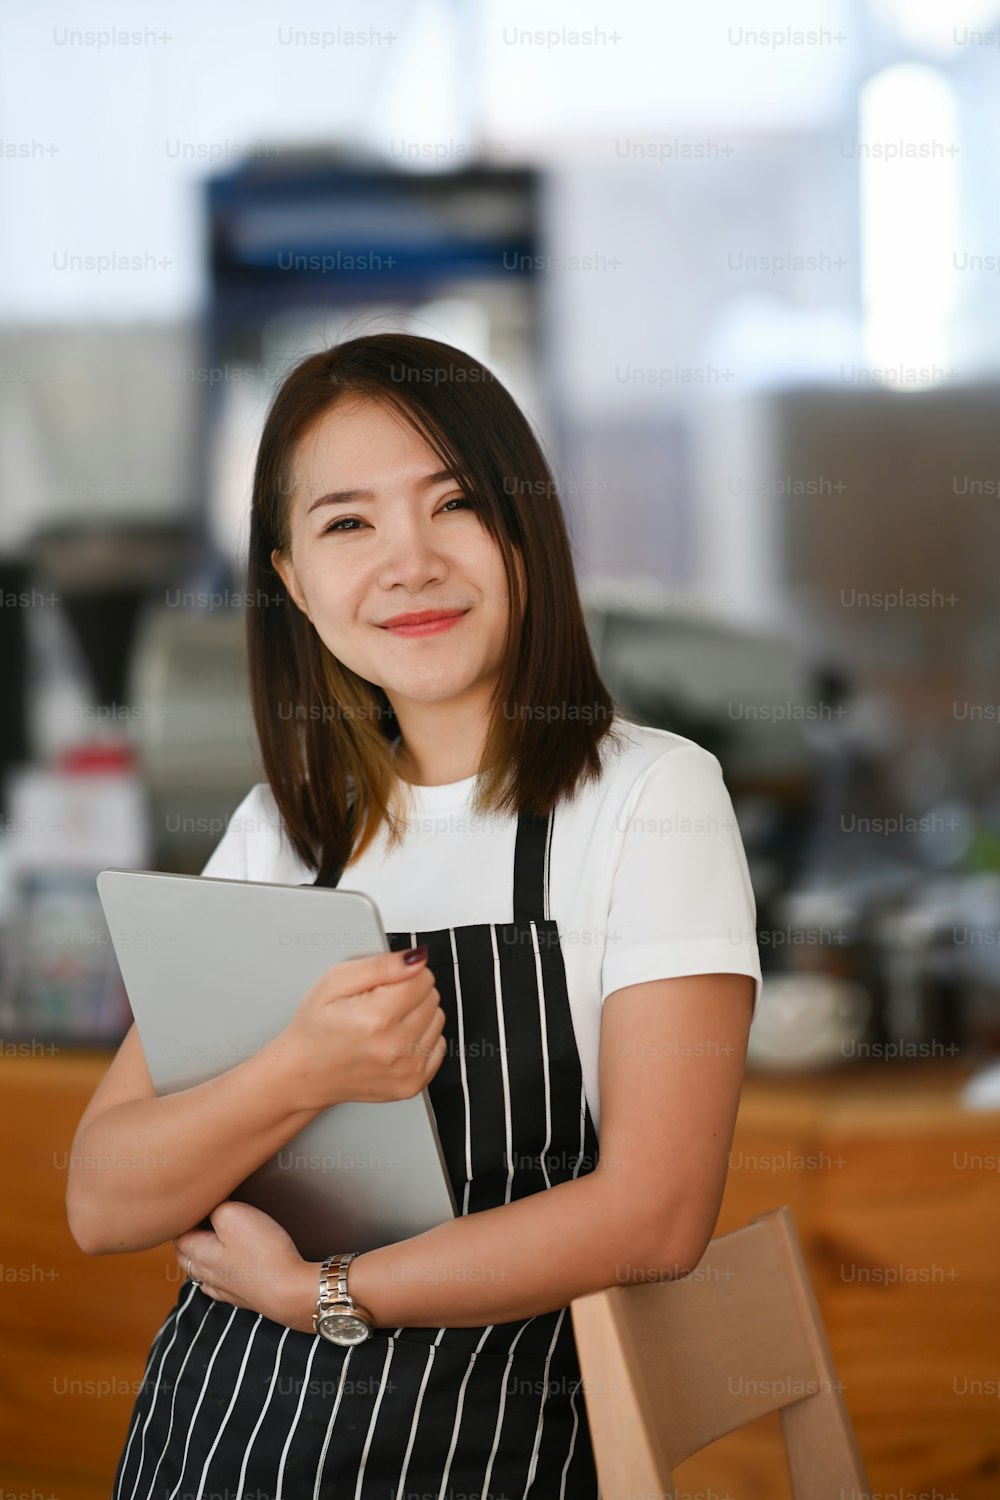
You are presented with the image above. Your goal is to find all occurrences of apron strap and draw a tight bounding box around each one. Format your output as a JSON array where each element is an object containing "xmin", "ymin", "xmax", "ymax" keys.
[{"xmin": 512, "ymin": 806, "xmax": 552, "ymax": 924}]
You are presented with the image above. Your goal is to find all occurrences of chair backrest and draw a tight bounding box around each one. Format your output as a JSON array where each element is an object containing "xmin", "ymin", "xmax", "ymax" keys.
[{"xmin": 570, "ymin": 1205, "xmax": 870, "ymax": 1500}]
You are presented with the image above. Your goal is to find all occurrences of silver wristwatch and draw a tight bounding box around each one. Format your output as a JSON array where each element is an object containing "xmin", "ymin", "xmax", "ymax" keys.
[{"xmin": 313, "ymin": 1251, "xmax": 374, "ymax": 1346}]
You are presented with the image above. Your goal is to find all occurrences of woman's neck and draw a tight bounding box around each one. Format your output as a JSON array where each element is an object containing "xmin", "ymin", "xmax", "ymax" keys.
[
  {"xmin": 388, "ymin": 688, "xmax": 496, "ymax": 787},
  {"xmin": 391, "ymin": 720, "xmax": 486, "ymax": 787},
  {"xmin": 394, "ymin": 740, "xmax": 479, "ymax": 787}
]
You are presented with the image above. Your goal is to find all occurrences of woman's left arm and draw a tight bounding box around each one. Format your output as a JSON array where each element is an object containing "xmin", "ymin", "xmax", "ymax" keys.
[{"xmin": 175, "ymin": 971, "xmax": 754, "ymax": 1332}]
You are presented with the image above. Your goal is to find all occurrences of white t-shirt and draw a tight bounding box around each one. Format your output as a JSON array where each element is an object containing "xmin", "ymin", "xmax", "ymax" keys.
[{"xmin": 200, "ymin": 715, "xmax": 762, "ymax": 1137}]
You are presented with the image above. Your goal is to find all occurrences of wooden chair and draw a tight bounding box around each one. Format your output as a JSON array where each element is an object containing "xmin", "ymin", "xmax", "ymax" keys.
[{"xmin": 570, "ymin": 1205, "xmax": 870, "ymax": 1500}]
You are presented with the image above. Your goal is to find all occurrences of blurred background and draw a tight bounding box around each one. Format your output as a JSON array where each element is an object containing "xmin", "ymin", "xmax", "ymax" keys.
[{"xmin": 2, "ymin": 1, "xmax": 1000, "ymax": 1495}]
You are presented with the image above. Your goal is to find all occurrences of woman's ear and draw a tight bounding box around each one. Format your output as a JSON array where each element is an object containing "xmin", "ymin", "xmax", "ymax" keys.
[{"xmin": 271, "ymin": 546, "xmax": 311, "ymax": 620}]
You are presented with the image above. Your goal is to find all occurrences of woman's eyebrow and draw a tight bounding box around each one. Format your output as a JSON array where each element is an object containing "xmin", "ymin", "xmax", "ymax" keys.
[{"xmin": 306, "ymin": 468, "xmax": 460, "ymax": 515}]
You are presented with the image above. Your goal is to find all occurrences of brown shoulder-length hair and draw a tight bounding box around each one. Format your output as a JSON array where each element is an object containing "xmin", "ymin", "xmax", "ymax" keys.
[{"xmin": 246, "ymin": 331, "xmax": 625, "ymax": 880}]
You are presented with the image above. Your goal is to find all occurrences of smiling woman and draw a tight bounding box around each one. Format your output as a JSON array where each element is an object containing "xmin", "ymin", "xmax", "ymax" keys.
[
  {"xmin": 79, "ymin": 332, "xmax": 761, "ymax": 1500},
  {"xmin": 246, "ymin": 332, "xmax": 620, "ymax": 882},
  {"xmin": 267, "ymin": 393, "xmax": 526, "ymax": 799}
]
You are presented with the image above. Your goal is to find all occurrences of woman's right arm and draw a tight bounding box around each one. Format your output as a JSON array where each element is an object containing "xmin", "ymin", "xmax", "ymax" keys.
[
  {"xmin": 65, "ymin": 1019, "xmax": 328, "ymax": 1256},
  {"xmin": 66, "ymin": 947, "xmax": 445, "ymax": 1256}
]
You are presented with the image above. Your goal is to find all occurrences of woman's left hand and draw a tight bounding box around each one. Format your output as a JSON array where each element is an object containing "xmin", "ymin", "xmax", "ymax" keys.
[{"xmin": 174, "ymin": 1201, "xmax": 319, "ymax": 1334}]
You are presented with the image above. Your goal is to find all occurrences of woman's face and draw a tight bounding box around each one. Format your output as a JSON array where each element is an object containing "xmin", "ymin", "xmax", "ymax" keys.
[{"xmin": 271, "ymin": 395, "xmax": 518, "ymax": 712}]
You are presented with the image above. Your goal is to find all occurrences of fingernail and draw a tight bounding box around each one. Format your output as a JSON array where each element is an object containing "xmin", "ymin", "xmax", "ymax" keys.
[{"xmin": 403, "ymin": 944, "xmax": 428, "ymax": 965}]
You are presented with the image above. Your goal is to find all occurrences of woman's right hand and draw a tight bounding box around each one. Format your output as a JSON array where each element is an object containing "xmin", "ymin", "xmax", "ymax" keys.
[{"xmin": 275, "ymin": 947, "xmax": 447, "ymax": 1111}]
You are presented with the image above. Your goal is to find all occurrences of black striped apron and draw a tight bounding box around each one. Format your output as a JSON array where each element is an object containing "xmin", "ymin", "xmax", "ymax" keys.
[{"xmin": 111, "ymin": 804, "xmax": 602, "ymax": 1499}]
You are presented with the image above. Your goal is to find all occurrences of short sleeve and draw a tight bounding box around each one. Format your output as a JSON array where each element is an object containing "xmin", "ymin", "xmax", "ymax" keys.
[
  {"xmin": 197, "ymin": 784, "xmax": 264, "ymax": 880},
  {"xmin": 601, "ymin": 745, "xmax": 762, "ymax": 1020}
]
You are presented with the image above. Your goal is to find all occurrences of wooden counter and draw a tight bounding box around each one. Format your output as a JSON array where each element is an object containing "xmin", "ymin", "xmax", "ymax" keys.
[{"xmin": 2, "ymin": 1051, "xmax": 998, "ymax": 1498}]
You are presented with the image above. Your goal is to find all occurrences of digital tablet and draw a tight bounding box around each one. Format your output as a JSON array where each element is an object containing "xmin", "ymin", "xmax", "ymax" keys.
[{"xmin": 95, "ymin": 867, "xmax": 458, "ymax": 1258}]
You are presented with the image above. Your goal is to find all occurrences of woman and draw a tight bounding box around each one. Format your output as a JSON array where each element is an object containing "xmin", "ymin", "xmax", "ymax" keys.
[{"xmin": 68, "ymin": 332, "xmax": 762, "ymax": 1498}]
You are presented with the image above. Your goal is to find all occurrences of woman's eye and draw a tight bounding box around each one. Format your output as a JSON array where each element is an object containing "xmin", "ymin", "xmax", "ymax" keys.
[
  {"xmin": 319, "ymin": 495, "xmax": 471, "ymax": 535},
  {"xmin": 320, "ymin": 516, "xmax": 365, "ymax": 534}
]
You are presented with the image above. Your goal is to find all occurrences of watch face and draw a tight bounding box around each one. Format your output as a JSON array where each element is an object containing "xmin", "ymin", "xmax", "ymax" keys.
[{"xmin": 317, "ymin": 1310, "xmax": 372, "ymax": 1345}]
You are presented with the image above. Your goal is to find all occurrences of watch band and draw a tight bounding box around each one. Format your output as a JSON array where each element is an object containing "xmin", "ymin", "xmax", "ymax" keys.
[
  {"xmin": 314, "ymin": 1251, "xmax": 374, "ymax": 1330},
  {"xmin": 329, "ymin": 1251, "xmax": 358, "ymax": 1307}
]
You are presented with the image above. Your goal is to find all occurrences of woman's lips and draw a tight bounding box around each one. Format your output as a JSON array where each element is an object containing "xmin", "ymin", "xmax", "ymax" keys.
[{"xmin": 380, "ymin": 610, "xmax": 469, "ymax": 637}]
